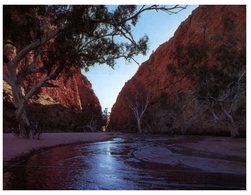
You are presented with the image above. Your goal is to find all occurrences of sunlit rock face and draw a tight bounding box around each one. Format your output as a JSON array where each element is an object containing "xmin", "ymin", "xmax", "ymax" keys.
[
  {"xmin": 24, "ymin": 65, "xmax": 101, "ymax": 113},
  {"xmin": 109, "ymin": 5, "xmax": 246, "ymax": 135},
  {"xmin": 3, "ymin": 53, "xmax": 102, "ymax": 132}
]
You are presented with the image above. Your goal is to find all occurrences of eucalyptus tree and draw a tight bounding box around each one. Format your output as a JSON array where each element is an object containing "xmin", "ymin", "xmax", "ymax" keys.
[
  {"xmin": 3, "ymin": 5, "xmax": 186, "ymax": 138},
  {"xmin": 127, "ymin": 95, "xmax": 149, "ymax": 133},
  {"xmin": 169, "ymin": 41, "xmax": 246, "ymax": 137}
]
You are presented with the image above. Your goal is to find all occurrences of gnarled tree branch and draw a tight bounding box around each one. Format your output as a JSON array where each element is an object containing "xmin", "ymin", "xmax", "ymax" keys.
[{"xmin": 8, "ymin": 28, "xmax": 60, "ymax": 70}]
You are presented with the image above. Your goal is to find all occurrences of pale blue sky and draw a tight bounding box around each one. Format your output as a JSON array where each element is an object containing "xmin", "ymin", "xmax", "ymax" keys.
[{"xmin": 82, "ymin": 5, "xmax": 198, "ymax": 111}]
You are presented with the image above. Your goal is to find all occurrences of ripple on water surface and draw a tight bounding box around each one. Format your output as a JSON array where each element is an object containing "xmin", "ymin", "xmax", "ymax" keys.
[{"xmin": 3, "ymin": 135, "xmax": 246, "ymax": 190}]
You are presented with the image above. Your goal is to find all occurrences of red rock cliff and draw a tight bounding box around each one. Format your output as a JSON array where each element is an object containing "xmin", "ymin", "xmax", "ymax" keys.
[
  {"xmin": 3, "ymin": 64, "xmax": 102, "ymax": 132},
  {"xmin": 109, "ymin": 5, "xmax": 246, "ymax": 135}
]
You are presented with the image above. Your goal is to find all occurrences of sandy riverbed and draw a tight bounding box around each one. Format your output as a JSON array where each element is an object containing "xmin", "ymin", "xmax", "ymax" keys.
[
  {"xmin": 3, "ymin": 134, "xmax": 246, "ymax": 190},
  {"xmin": 3, "ymin": 132, "xmax": 114, "ymax": 162},
  {"xmin": 133, "ymin": 136, "xmax": 246, "ymax": 175}
]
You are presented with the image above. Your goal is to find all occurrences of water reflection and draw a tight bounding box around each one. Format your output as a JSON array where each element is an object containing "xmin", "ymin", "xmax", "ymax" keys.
[
  {"xmin": 71, "ymin": 139, "xmax": 141, "ymax": 189},
  {"xmin": 4, "ymin": 136, "xmax": 246, "ymax": 190}
]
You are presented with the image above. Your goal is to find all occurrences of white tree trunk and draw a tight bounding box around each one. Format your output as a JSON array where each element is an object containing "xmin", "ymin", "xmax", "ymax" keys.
[
  {"xmin": 19, "ymin": 110, "xmax": 31, "ymax": 138},
  {"xmin": 230, "ymin": 122, "xmax": 239, "ymax": 138},
  {"xmin": 9, "ymin": 72, "xmax": 52, "ymax": 138},
  {"xmin": 15, "ymin": 102, "xmax": 31, "ymax": 138},
  {"xmin": 137, "ymin": 118, "xmax": 142, "ymax": 133},
  {"xmin": 127, "ymin": 95, "xmax": 149, "ymax": 134},
  {"xmin": 223, "ymin": 107, "xmax": 239, "ymax": 137},
  {"xmin": 4, "ymin": 27, "xmax": 61, "ymax": 139},
  {"xmin": 10, "ymin": 82, "xmax": 32, "ymax": 138}
]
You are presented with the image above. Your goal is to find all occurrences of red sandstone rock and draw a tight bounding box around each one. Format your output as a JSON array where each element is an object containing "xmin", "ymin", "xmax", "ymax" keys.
[
  {"xmin": 25, "ymin": 66, "xmax": 101, "ymax": 113},
  {"xmin": 3, "ymin": 63, "xmax": 102, "ymax": 132},
  {"xmin": 109, "ymin": 5, "xmax": 246, "ymax": 135}
]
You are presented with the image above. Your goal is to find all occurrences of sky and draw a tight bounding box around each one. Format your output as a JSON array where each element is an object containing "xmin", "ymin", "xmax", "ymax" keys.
[
  {"xmin": 81, "ymin": 5, "xmax": 199, "ymax": 112},
  {"xmin": 82, "ymin": 5, "xmax": 198, "ymax": 111}
]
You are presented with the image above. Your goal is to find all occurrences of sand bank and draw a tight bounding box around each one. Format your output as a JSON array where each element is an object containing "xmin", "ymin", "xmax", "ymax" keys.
[{"xmin": 3, "ymin": 132, "xmax": 114, "ymax": 162}]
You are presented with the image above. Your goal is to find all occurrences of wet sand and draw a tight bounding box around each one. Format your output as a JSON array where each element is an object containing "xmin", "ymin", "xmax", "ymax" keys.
[{"xmin": 3, "ymin": 132, "xmax": 114, "ymax": 162}]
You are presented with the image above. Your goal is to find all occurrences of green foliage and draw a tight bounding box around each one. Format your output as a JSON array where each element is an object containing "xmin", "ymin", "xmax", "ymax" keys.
[
  {"xmin": 3, "ymin": 5, "xmax": 150, "ymax": 74},
  {"xmin": 3, "ymin": 5, "xmax": 187, "ymax": 137},
  {"xmin": 196, "ymin": 42, "xmax": 246, "ymax": 102},
  {"xmin": 167, "ymin": 38, "xmax": 246, "ymax": 136},
  {"xmin": 167, "ymin": 42, "xmax": 209, "ymax": 83},
  {"xmin": 169, "ymin": 40, "xmax": 245, "ymax": 102},
  {"xmin": 3, "ymin": 5, "xmax": 47, "ymax": 47},
  {"xmin": 4, "ymin": 5, "xmax": 187, "ymax": 76},
  {"xmin": 101, "ymin": 108, "xmax": 110, "ymax": 127}
]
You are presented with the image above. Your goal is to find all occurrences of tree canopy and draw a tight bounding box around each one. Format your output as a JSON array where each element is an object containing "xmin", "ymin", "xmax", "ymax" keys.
[
  {"xmin": 3, "ymin": 5, "xmax": 187, "ymax": 138},
  {"xmin": 4, "ymin": 5, "xmax": 186, "ymax": 74}
]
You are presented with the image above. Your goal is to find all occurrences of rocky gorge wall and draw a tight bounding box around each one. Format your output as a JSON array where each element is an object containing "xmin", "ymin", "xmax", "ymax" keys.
[
  {"xmin": 109, "ymin": 5, "xmax": 246, "ymax": 136},
  {"xmin": 3, "ymin": 64, "xmax": 102, "ymax": 132}
]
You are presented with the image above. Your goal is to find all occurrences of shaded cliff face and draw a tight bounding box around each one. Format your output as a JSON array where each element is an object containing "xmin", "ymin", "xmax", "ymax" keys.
[
  {"xmin": 3, "ymin": 64, "xmax": 102, "ymax": 132},
  {"xmin": 109, "ymin": 5, "xmax": 246, "ymax": 135}
]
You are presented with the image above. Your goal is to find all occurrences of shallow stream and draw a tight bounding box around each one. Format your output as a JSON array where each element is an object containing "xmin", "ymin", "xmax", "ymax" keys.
[{"xmin": 3, "ymin": 135, "xmax": 246, "ymax": 190}]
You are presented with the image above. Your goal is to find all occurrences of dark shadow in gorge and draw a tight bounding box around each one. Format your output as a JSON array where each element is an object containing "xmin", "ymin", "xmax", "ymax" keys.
[{"xmin": 3, "ymin": 101, "xmax": 102, "ymax": 133}]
